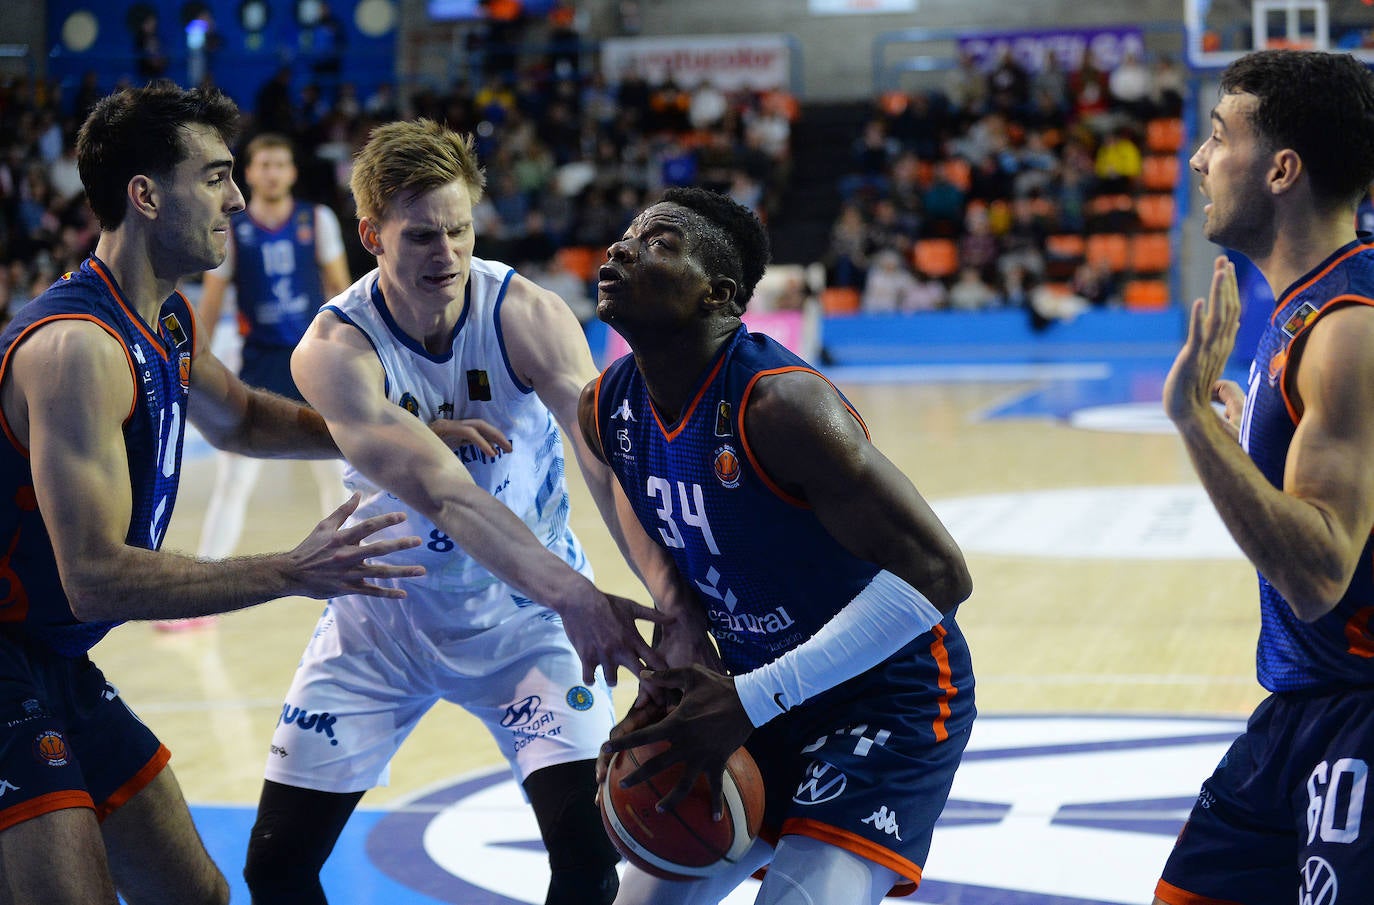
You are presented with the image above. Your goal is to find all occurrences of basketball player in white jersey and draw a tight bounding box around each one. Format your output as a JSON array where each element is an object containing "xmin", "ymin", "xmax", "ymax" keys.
[{"xmin": 243, "ymin": 120, "xmax": 705, "ymax": 905}]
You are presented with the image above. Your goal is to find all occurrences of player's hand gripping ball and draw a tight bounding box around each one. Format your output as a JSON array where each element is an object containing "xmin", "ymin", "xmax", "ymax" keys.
[{"xmin": 600, "ymin": 740, "xmax": 766, "ymax": 879}]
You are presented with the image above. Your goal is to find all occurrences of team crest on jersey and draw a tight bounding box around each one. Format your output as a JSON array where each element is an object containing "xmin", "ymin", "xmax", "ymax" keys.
[
  {"xmin": 1281, "ymin": 301, "xmax": 1320, "ymax": 338},
  {"xmin": 1267, "ymin": 346, "xmax": 1289, "ymax": 386},
  {"xmin": 178, "ymin": 352, "xmax": 192, "ymax": 392},
  {"xmin": 398, "ymin": 393, "xmax": 421, "ymax": 416},
  {"xmin": 296, "ymin": 210, "xmax": 315, "ymax": 245},
  {"xmin": 566, "ymin": 686, "xmax": 594, "ymax": 711},
  {"xmin": 713, "ymin": 444, "xmax": 742, "ymax": 488},
  {"xmin": 33, "ymin": 730, "xmax": 69, "ymax": 767},
  {"xmin": 714, "ymin": 401, "xmax": 732, "ymax": 437}
]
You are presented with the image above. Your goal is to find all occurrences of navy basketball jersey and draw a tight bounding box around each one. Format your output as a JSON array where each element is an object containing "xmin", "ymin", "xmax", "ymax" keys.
[
  {"xmin": 1242, "ymin": 238, "xmax": 1374, "ymax": 692},
  {"xmin": 232, "ymin": 202, "xmax": 326, "ymax": 348},
  {"xmin": 595, "ymin": 326, "xmax": 973, "ymax": 736},
  {"xmin": 0, "ymin": 257, "xmax": 193, "ymax": 656}
]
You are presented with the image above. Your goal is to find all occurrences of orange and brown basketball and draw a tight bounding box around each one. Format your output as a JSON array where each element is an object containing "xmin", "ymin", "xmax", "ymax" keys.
[{"xmin": 600, "ymin": 741, "xmax": 766, "ymax": 880}]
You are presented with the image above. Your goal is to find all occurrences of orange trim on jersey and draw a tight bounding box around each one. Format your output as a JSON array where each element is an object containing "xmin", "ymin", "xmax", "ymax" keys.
[
  {"xmin": 1275, "ymin": 295, "xmax": 1374, "ymax": 426},
  {"xmin": 0, "ymin": 790, "xmax": 95, "ymax": 834},
  {"xmin": 1154, "ymin": 878, "xmax": 1246, "ymax": 905},
  {"xmin": 592, "ymin": 369, "xmax": 607, "ymax": 461},
  {"xmin": 651, "ymin": 354, "xmax": 728, "ymax": 442},
  {"xmin": 0, "ymin": 314, "xmax": 139, "ymax": 457},
  {"xmin": 1271, "ymin": 242, "xmax": 1374, "ymax": 320},
  {"xmin": 738, "ymin": 367, "xmax": 870, "ymax": 508},
  {"xmin": 93, "ymin": 744, "xmax": 170, "ymax": 822},
  {"xmin": 928, "ymin": 624, "xmax": 956, "ymax": 742},
  {"xmin": 88, "ymin": 258, "xmax": 166, "ymax": 357},
  {"xmin": 776, "ymin": 818, "xmax": 922, "ymax": 896}
]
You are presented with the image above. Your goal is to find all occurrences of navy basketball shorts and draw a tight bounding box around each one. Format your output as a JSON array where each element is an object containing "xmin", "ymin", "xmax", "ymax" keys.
[
  {"xmin": 239, "ymin": 343, "xmax": 304, "ymax": 402},
  {"xmin": 1157, "ymin": 688, "xmax": 1374, "ymax": 905},
  {"xmin": 0, "ymin": 631, "xmax": 167, "ymax": 832},
  {"xmin": 745, "ymin": 658, "xmax": 973, "ymax": 897}
]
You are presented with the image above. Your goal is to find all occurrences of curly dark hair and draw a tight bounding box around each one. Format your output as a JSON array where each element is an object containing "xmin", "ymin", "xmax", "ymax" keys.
[
  {"xmin": 661, "ymin": 186, "xmax": 771, "ymax": 312},
  {"xmin": 77, "ymin": 81, "xmax": 241, "ymax": 230},
  {"xmin": 1221, "ymin": 50, "xmax": 1374, "ymax": 209}
]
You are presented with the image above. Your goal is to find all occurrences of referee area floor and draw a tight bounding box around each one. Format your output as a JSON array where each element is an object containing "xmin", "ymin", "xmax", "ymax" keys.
[{"xmin": 101, "ymin": 349, "xmax": 1265, "ymax": 904}]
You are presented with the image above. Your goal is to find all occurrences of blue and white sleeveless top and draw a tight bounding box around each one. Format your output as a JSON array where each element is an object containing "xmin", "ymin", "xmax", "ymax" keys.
[
  {"xmin": 322, "ymin": 257, "xmax": 588, "ymax": 630},
  {"xmin": 0, "ymin": 256, "xmax": 193, "ymax": 656},
  {"xmin": 1242, "ymin": 238, "xmax": 1374, "ymax": 693},
  {"xmin": 228, "ymin": 202, "xmax": 332, "ymax": 348}
]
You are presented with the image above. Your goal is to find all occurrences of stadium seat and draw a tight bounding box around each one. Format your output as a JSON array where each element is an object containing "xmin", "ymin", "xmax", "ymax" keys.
[
  {"xmin": 1146, "ymin": 118, "xmax": 1186, "ymax": 154},
  {"xmin": 1124, "ymin": 279, "xmax": 1171, "ymax": 310},
  {"xmin": 912, "ymin": 238, "xmax": 960, "ymax": 279},
  {"xmin": 1142, "ymin": 155, "xmax": 1181, "ymax": 192},
  {"xmin": 1130, "ymin": 233, "xmax": 1172, "ymax": 274},
  {"xmin": 1086, "ymin": 233, "xmax": 1130, "ymax": 272},
  {"xmin": 555, "ymin": 246, "xmax": 601, "ymax": 282},
  {"xmin": 1136, "ymin": 194, "xmax": 1176, "ymax": 231},
  {"xmin": 820, "ymin": 286, "xmax": 861, "ymax": 315}
]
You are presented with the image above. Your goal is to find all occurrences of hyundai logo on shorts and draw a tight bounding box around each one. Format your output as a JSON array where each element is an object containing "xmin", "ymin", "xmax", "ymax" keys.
[{"xmin": 501, "ymin": 695, "xmax": 541, "ymax": 728}]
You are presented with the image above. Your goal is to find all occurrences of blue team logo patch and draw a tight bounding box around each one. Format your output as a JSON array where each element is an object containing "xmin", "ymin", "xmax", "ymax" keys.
[
  {"xmin": 565, "ymin": 686, "xmax": 594, "ymax": 711},
  {"xmin": 713, "ymin": 444, "xmax": 742, "ymax": 488},
  {"xmin": 398, "ymin": 393, "xmax": 421, "ymax": 416}
]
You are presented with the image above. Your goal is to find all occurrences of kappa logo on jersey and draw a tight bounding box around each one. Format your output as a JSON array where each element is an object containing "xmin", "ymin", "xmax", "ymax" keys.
[
  {"xmin": 714, "ymin": 400, "xmax": 732, "ymax": 437},
  {"xmin": 398, "ymin": 393, "xmax": 421, "ymax": 416},
  {"xmin": 611, "ymin": 399, "xmax": 635, "ymax": 422},
  {"xmin": 712, "ymin": 445, "xmax": 741, "ymax": 488},
  {"xmin": 1301, "ymin": 856, "xmax": 1339, "ymax": 905},
  {"xmin": 501, "ymin": 696, "xmax": 541, "ymax": 729},
  {"xmin": 279, "ymin": 705, "xmax": 341, "ymax": 746},
  {"xmin": 565, "ymin": 687, "xmax": 594, "ymax": 711},
  {"xmin": 33, "ymin": 730, "xmax": 69, "ymax": 767},
  {"xmin": 0, "ymin": 779, "xmax": 18, "ymax": 797},
  {"xmin": 792, "ymin": 760, "xmax": 847, "ymax": 805},
  {"xmin": 466, "ymin": 370, "xmax": 492, "ymax": 402},
  {"xmin": 861, "ymin": 805, "xmax": 902, "ymax": 840}
]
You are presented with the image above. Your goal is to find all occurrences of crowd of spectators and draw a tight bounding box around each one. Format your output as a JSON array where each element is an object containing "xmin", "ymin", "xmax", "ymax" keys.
[
  {"xmin": 826, "ymin": 47, "xmax": 1188, "ymax": 319},
  {"xmin": 0, "ymin": 17, "xmax": 796, "ymax": 330}
]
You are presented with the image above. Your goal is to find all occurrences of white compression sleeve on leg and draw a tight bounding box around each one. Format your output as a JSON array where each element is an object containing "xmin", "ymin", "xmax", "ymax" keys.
[{"xmin": 733, "ymin": 570, "xmax": 944, "ymax": 728}]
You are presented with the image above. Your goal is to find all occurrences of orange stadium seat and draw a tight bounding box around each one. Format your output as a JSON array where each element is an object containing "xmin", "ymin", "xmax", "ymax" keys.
[
  {"xmin": 1086, "ymin": 233, "xmax": 1130, "ymax": 272},
  {"xmin": 1146, "ymin": 118, "xmax": 1186, "ymax": 154},
  {"xmin": 912, "ymin": 238, "xmax": 960, "ymax": 279},
  {"xmin": 1136, "ymin": 194, "xmax": 1176, "ymax": 231},
  {"xmin": 821, "ymin": 286, "xmax": 861, "ymax": 315},
  {"xmin": 1130, "ymin": 233, "xmax": 1172, "ymax": 274},
  {"xmin": 1142, "ymin": 155, "xmax": 1181, "ymax": 192},
  {"xmin": 555, "ymin": 246, "xmax": 601, "ymax": 283},
  {"xmin": 1124, "ymin": 279, "xmax": 1171, "ymax": 310}
]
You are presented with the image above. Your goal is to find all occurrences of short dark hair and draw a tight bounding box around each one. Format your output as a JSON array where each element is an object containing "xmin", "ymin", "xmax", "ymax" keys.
[
  {"xmin": 1221, "ymin": 50, "xmax": 1374, "ymax": 209},
  {"xmin": 77, "ymin": 81, "xmax": 241, "ymax": 230},
  {"xmin": 661, "ymin": 187, "xmax": 771, "ymax": 312}
]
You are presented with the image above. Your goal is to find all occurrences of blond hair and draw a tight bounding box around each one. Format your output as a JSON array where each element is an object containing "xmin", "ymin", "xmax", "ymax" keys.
[
  {"xmin": 350, "ymin": 119, "xmax": 486, "ymax": 222},
  {"xmin": 243, "ymin": 132, "xmax": 294, "ymax": 168}
]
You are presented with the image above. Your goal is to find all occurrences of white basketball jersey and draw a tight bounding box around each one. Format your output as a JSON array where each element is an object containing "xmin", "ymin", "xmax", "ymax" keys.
[{"xmin": 322, "ymin": 258, "xmax": 589, "ymax": 631}]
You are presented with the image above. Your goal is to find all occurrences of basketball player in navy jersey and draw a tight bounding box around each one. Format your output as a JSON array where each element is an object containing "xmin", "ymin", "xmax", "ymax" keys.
[
  {"xmin": 157, "ymin": 134, "xmax": 351, "ymax": 631},
  {"xmin": 582, "ymin": 186, "xmax": 974, "ymax": 904},
  {"xmin": 243, "ymin": 119, "xmax": 686, "ymax": 905},
  {"xmin": 1159, "ymin": 50, "xmax": 1374, "ymax": 904},
  {"xmin": 0, "ymin": 83, "xmax": 423, "ymax": 904}
]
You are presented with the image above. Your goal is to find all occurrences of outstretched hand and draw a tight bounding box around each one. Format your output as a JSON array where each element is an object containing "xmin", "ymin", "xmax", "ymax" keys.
[
  {"xmin": 559, "ymin": 590, "xmax": 670, "ymax": 686},
  {"xmin": 601, "ymin": 665, "xmax": 753, "ymax": 817},
  {"xmin": 1164, "ymin": 256, "xmax": 1242, "ymax": 427},
  {"xmin": 286, "ymin": 493, "xmax": 424, "ymax": 599}
]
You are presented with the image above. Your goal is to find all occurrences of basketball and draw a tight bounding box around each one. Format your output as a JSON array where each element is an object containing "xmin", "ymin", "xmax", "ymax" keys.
[{"xmin": 600, "ymin": 741, "xmax": 766, "ymax": 880}]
